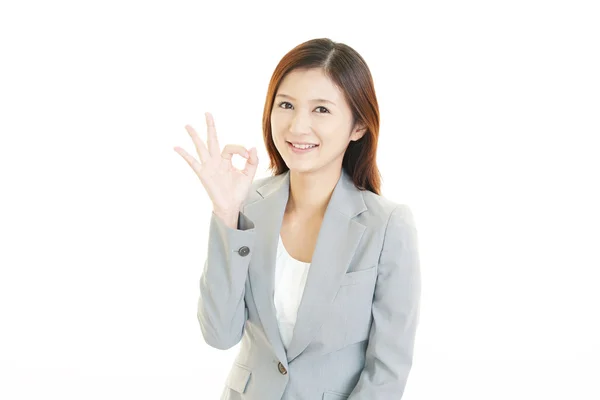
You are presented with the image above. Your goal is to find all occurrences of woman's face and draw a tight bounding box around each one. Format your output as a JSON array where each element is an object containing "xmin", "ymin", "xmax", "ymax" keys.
[{"xmin": 270, "ymin": 68, "xmax": 366, "ymax": 175}]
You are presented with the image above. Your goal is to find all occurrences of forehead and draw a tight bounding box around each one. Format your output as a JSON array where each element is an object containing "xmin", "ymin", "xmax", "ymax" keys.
[{"xmin": 277, "ymin": 68, "xmax": 343, "ymax": 101}]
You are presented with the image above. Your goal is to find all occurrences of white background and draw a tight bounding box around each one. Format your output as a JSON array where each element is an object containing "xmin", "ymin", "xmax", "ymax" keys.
[{"xmin": 1, "ymin": 0, "xmax": 599, "ymax": 399}]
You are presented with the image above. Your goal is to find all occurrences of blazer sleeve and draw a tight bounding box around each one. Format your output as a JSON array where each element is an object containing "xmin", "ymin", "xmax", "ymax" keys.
[
  {"xmin": 348, "ymin": 204, "xmax": 422, "ymax": 399},
  {"xmin": 197, "ymin": 209, "xmax": 257, "ymax": 350}
]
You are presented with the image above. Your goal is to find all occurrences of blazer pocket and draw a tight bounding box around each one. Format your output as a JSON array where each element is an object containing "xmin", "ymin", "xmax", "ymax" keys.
[
  {"xmin": 322, "ymin": 390, "xmax": 351, "ymax": 399},
  {"xmin": 340, "ymin": 265, "xmax": 377, "ymax": 286},
  {"xmin": 225, "ymin": 362, "xmax": 252, "ymax": 394}
]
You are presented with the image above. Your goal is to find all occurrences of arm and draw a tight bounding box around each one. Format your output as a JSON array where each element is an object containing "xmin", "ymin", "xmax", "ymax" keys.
[
  {"xmin": 197, "ymin": 210, "xmax": 256, "ymax": 350},
  {"xmin": 349, "ymin": 205, "xmax": 422, "ymax": 399}
]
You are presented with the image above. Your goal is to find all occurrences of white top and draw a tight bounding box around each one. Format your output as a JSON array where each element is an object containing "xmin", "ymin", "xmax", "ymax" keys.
[{"xmin": 273, "ymin": 234, "xmax": 311, "ymax": 351}]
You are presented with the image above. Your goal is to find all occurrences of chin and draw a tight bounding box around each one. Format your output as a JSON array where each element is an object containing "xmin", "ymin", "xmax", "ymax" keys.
[
  {"xmin": 287, "ymin": 163, "xmax": 320, "ymax": 175},
  {"xmin": 286, "ymin": 163, "xmax": 309, "ymax": 172}
]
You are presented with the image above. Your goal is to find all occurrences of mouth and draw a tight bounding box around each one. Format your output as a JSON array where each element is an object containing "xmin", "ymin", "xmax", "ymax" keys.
[{"xmin": 287, "ymin": 141, "xmax": 319, "ymax": 153}]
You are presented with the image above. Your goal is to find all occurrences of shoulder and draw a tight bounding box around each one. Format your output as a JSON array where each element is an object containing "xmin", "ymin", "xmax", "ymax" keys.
[
  {"xmin": 241, "ymin": 173, "xmax": 281, "ymax": 208},
  {"xmin": 250, "ymin": 173, "xmax": 275, "ymax": 191},
  {"xmin": 360, "ymin": 193, "xmax": 419, "ymax": 271},
  {"xmin": 360, "ymin": 190, "xmax": 415, "ymax": 229}
]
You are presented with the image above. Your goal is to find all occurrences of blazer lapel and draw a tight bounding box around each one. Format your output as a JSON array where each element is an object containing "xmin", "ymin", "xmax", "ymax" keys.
[
  {"xmin": 245, "ymin": 172, "xmax": 290, "ymax": 366},
  {"xmin": 245, "ymin": 169, "xmax": 368, "ymax": 366},
  {"xmin": 285, "ymin": 169, "xmax": 367, "ymax": 362}
]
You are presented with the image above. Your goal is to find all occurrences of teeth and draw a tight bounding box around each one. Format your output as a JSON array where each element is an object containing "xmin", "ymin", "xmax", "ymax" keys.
[{"xmin": 291, "ymin": 143, "xmax": 317, "ymax": 149}]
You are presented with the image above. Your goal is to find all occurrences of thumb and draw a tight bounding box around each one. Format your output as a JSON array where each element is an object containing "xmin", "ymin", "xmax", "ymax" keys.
[{"xmin": 243, "ymin": 147, "xmax": 259, "ymax": 175}]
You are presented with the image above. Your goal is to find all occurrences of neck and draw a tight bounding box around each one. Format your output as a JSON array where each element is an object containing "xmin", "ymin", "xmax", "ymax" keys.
[{"xmin": 286, "ymin": 167, "xmax": 342, "ymax": 217}]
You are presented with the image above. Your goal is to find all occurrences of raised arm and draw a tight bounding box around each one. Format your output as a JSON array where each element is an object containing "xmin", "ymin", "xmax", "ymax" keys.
[
  {"xmin": 197, "ymin": 210, "xmax": 256, "ymax": 349},
  {"xmin": 173, "ymin": 111, "xmax": 260, "ymax": 350}
]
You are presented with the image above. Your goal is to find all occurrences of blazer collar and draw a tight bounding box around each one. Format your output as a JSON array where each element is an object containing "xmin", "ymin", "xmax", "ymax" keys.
[
  {"xmin": 245, "ymin": 168, "xmax": 368, "ymax": 365},
  {"xmin": 255, "ymin": 168, "xmax": 367, "ymax": 219}
]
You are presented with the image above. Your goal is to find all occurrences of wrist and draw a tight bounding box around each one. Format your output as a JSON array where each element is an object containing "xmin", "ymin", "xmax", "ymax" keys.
[{"xmin": 213, "ymin": 210, "xmax": 239, "ymax": 228}]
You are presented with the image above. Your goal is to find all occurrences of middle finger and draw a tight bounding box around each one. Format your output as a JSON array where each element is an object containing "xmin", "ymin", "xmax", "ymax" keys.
[{"xmin": 205, "ymin": 112, "xmax": 221, "ymax": 157}]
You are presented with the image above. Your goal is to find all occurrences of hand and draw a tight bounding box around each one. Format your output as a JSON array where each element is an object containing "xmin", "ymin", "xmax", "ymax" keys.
[{"xmin": 174, "ymin": 112, "xmax": 259, "ymax": 216}]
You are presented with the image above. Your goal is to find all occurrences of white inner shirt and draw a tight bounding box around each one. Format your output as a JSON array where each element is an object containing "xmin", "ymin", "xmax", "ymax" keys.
[{"xmin": 273, "ymin": 234, "xmax": 311, "ymax": 351}]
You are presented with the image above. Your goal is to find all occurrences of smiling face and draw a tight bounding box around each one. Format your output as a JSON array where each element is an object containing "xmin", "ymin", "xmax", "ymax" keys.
[{"xmin": 270, "ymin": 68, "xmax": 366, "ymax": 175}]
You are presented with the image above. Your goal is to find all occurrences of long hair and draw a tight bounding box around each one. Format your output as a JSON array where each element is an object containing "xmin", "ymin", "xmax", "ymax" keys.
[{"xmin": 262, "ymin": 38, "xmax": 382, "ymax": 195}]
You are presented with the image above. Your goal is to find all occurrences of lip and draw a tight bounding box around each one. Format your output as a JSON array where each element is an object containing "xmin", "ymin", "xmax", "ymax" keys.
[
  {"xmin": 287, "ymin": 141, "xmax": 319, "ymax": 154},
  {"xmin": 287, "ymin": 141, "xmax": 318, "ymax": 145}
]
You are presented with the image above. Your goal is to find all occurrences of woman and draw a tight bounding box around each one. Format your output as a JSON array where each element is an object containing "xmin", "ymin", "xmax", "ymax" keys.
[{"xmin": 174, "ymin": 38, "xmax": 421, "ymax": 400}]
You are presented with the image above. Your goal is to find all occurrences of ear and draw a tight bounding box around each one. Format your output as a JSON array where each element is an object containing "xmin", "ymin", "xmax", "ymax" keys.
[{"xmin": 350, "ymin": 123, "xmax": 367, "ymax": 141}]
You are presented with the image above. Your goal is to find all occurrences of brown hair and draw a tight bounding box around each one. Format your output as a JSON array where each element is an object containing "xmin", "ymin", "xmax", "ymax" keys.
[{"xmin": 261, "ymin": 38, "xmax": 382, "ymax": 195}]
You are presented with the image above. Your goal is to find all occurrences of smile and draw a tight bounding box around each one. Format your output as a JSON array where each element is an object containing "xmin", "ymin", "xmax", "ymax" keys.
[{"xmin": 287, "ymin": 142, "xmax": 319, "ymax": 153}]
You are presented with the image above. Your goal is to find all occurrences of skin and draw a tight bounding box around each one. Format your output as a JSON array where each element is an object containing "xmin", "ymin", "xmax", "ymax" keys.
[
  {"xmin": 174, "ymin": 113, "xmax": 259, "ymax": 229},
  {"xmin": 271, "ymin": 67, "xmax": 366, "ymax": 262},
  {"xmin": 173, "ymin": 67, "xmax": 366, "ymax": 239}
]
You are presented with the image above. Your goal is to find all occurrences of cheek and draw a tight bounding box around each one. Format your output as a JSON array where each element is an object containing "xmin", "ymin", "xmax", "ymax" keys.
[
  {"xmin": 270, "ymin": 113, "xmax": 286, "ymax": 135},
  {"xmin": 314, "ymin": 121, "xmax": 347, "ymax": 143}
]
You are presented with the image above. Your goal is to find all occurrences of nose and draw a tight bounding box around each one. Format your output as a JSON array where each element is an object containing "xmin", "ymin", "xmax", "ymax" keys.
[{"xmin": 289, "ymin": 111, "xmax": 311, "ymax": 134}]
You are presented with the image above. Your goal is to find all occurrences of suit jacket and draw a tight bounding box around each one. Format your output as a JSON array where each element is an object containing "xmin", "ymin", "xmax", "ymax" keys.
[{"xmin": 197, "ymin": 168, "xmax": 421, "ymax": 400}]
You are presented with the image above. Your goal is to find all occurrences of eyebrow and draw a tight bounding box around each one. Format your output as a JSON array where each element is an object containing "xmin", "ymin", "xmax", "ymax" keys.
[{"xmin": 275, "ymin": 93, "xmax": 336, "ymax": 106}]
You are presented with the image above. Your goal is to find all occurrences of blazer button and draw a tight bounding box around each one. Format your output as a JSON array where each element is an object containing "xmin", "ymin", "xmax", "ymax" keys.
[
  {"xmin": 238, "ymin": 246, "xmax": 250, "ymax": 257},
  {"xmin": 277, "ymin": 361, "xmax": 287, "ymax": 375}
]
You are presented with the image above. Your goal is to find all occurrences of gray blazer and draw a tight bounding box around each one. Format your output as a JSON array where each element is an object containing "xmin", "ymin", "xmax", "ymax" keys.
[{"xmin": 197, "ymin": 168, "xmax": 421, "ymax": 400}]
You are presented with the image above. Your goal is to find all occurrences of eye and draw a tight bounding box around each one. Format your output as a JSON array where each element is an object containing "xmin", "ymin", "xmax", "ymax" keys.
[
  {"xmin": 315, "ymin": 106, "xmax": 330, "ymax": 114},
  {"xmin": 278, "ymin": 101, "xmax": 293, "ymax": 109}
]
